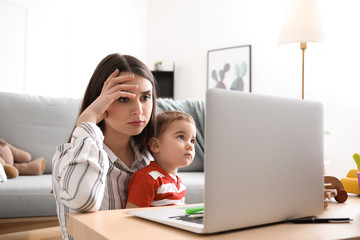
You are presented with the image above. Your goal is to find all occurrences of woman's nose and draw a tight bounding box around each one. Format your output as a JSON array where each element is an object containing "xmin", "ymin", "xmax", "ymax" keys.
[{"xmin": 132, "ymin": 100, "xmax": 143, "ymax": 115}]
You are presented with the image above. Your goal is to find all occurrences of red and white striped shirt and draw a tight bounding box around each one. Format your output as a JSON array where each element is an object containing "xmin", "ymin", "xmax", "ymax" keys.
[{"xmin": 127, "ymin": 161, "xmax": 186, "ymax": 207}]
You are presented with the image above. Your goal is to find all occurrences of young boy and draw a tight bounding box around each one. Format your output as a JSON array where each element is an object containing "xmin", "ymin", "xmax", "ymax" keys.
[{"xmin": 126, "ymin": 110, "xmax": 196, "ymax": 208}]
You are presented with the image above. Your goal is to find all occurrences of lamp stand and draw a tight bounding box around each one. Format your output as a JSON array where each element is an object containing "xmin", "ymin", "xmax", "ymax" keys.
[{"xmin": 300, "ymin": 42, "xmax": 307, "ymax": 100}]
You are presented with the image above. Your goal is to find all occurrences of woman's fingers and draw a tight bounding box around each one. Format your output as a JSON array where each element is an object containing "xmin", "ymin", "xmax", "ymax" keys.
[
  {"xmin": 103, "ymin": 69, "xmax": 120, "ymax": 90},
  {"xmin": 89, "ymin": 85, "xmax": 137, "ymax": 123},
  {"xmin": 103, "ymin": 72, "xmax": 135, "ymax": 91},
  {"xmin": 77, "ymin": 71, "xmax": 139, "ymax": 126},
  {"xmin": 106, "ymin": 83, "xmax": 138, "ymax": 96},
  {"xmin": 113, "ymin": 73, "xmax": 135, "ymax": 83},
  {"xmin": 112, "ymin": 88, "xmax": 136, "ymax": 99}
]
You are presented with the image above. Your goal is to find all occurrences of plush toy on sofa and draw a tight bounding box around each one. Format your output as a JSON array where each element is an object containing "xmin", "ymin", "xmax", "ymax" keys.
[
  {"xmin": 0, "ymin": 163, "xmax": 7, "ymax": 182},
  {"xmin": 0, "ymin": 139, "xmax": 45, "ymax": 179}
]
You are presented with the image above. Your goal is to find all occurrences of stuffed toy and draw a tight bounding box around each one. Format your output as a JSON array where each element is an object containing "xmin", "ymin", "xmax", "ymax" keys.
[
  {"xmin": 0, "ymin": 163, "xmax": 7, "ymax": 182},
  {"xmin": 0, "ymin": 139, "xmax": 45, "ymax": 179}
]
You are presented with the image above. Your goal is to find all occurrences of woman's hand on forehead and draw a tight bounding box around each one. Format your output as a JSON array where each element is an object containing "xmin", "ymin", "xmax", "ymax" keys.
[{"xmin": 76, "ymin": 69, "xmax": 139, "ymax": 126}]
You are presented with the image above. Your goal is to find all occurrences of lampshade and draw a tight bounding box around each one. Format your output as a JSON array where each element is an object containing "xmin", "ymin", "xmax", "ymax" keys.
[{"xmin": 278, "ymin": 0, "xmax": 324, "ymax": 45}]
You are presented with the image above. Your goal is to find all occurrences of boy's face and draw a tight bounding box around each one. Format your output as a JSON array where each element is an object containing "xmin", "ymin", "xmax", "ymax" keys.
[{"xmin": 150, "ymin": 120, "xmax": 196, "ymax": 174}]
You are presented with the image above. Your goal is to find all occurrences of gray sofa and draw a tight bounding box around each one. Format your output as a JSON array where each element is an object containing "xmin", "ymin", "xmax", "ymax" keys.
[{"xmin": 0, "ymin": 92, "xmax": 204, "ymax": 220}]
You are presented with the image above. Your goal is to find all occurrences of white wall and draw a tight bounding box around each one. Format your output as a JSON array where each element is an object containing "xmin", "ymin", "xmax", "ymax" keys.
[
  {"xmin": 147, "ymin": 0, "xmax": 251, "ymax": 100},
  {"xmin": 0, "ymin": 0, "xmax": 148, "ymax": 98},
  {"xmin": 1, "ymin": 0, "xmax": 359, "ymax": 179},
  {"xmin": 0, "ymin": 0, "xmax": 27, "ymax": 92},
  {"xmin": 147, "ymin": 0, "xmax": 360, "ymax": 179}
]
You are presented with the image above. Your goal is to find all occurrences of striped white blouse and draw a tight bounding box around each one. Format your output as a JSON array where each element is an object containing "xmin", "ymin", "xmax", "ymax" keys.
[{"xmin": 52, "ymin": 122, "xmax": 152, "ymax": 240}]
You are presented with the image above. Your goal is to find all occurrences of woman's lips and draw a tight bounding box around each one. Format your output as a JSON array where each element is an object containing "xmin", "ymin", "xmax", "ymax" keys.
[{"xmin": 129, "ymin": 120, "xmax": 144, "ymax": 127}]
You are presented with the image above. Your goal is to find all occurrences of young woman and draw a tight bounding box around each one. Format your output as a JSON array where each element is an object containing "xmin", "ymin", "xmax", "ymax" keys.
[{"xmin": 52, "ymin": 53, "xmax": 157, "ymax": 240}]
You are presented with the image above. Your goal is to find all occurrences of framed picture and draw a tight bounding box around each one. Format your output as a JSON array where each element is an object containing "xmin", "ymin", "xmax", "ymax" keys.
[{"xmin": 207, "ymin": 45, "xmax": 251, "ymax": 92}]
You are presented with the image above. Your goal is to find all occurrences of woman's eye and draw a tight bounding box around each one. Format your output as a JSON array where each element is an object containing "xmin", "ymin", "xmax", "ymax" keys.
[
  {"xmin": 142, "ymin": 95, "xmax": 152, "ymax": 101},
  {"xmin": 118, "ymin": 97, "xmax": 129, "ymax": 103}
]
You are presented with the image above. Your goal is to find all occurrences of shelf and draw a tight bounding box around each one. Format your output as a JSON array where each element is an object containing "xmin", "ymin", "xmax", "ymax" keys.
[{"xmin": 152, "ymin": 71, "xmax": 174, "ymax": 99}]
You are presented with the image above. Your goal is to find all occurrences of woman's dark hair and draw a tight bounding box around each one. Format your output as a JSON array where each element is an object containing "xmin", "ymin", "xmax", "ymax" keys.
[{"xmin": 70, "ymin": 53, "xmax": 157, "ymax": 153}]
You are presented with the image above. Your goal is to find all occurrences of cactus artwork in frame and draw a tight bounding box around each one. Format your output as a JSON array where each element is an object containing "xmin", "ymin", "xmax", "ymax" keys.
[{"xmin": 207, "ymin": 45, "xmax": 251, "ymax": 92}]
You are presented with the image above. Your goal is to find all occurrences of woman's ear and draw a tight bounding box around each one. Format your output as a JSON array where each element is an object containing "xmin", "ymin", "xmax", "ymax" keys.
[{"xmin": 149, "ymin": 137, "xmax": 160, "ymax": 154}]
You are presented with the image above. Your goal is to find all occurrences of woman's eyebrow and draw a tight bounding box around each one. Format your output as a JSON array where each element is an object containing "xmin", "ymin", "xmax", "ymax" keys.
[{"xmin": 141, "ymin": 90, "xmax": 152, "ymax": 94}]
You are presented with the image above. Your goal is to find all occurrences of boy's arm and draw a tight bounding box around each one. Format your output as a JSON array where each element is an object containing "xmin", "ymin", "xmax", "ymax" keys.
[
  {"xmin": 126, "ymin": 202, "xmax": 140, "ymax": 209},
  {"xmin": 127, "ymin": 171, "xmax": 157, "ymax": 207}
]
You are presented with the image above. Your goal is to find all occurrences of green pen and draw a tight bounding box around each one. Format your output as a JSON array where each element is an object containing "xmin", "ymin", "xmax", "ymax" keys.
[
  {"xmin": 186, "ymin": 206, "xmax": 204, "ymax": 214},
  {"xmin": 353, "ymin": 153, "xmax": 360, "ymax": 170}
]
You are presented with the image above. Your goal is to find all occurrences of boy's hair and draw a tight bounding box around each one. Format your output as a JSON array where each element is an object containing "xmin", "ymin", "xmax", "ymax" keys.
[{"xmin": 154, "ymin": 111, "xmax": 195, "ymax": 138}]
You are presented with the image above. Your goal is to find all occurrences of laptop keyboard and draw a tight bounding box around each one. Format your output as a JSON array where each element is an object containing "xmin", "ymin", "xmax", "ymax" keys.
[{"xmin": 170, "ymin": 215, "xmax": 204, "ymax": 224}]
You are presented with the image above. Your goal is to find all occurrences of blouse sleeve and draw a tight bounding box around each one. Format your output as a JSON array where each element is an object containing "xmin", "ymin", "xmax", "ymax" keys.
[{"xmin": 52, "ymin": 122, "xmax": 109, "ymax": 212}]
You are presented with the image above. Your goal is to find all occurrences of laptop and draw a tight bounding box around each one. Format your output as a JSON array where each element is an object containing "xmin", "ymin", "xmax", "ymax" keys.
[{"xmin": 129, "ymin": 88, "xmax": 324, "ymax": 234}]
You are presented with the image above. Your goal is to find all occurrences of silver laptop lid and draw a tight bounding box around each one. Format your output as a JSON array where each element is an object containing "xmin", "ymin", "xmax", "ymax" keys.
[{"xmin": 204, "ymin": 88, "xmax": 324, "ymax": 233}]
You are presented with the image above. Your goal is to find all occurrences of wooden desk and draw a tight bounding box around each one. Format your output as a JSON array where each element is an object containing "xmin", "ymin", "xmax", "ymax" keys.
[{"xmin": 68, "ymin": 195, "xmax": 360, "ymax": 240}]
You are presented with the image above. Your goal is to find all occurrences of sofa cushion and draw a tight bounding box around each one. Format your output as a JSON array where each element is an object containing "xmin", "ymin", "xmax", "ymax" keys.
[
  {"xmin": 0, "ymin": 174, "xmax": 56, "ymax": 218},
  {"xmin": 0, "ymin": 92, "xmax": 80, "ymax": 174},
  {"xmin": 178, "ymin": 172, "xmax": 204, "ymax": 204}
]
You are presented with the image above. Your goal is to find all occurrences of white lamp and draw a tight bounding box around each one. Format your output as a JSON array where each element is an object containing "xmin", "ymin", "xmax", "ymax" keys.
[{"xmin": 278, "ymin": 0, "xmax": 324, "ymax": 99}]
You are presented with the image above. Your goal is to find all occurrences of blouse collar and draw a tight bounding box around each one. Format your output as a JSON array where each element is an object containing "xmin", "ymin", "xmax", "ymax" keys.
[{"xmin": 103, "ymin": 138, "xmax": 153, "ymax": 170}]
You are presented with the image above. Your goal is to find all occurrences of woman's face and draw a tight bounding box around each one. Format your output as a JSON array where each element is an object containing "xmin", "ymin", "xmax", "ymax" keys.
[{"xmin": 104, "ymin": 72, "xmax": 153, "ymax": 138}]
